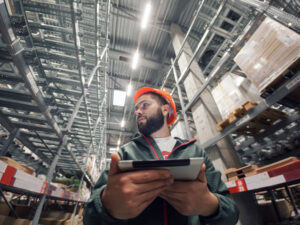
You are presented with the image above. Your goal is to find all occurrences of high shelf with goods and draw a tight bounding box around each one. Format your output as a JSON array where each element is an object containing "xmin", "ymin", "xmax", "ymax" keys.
[{"xmin": 0, "ymin": 0, "xmax": 110, "ymax": 224}]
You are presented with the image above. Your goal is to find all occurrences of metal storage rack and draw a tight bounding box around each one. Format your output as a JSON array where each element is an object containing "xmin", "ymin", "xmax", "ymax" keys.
[
  {"xmin": 159, "ymin": 0, "xmax": 300, "ymax": 223},
  {"xmin": 0, "ymin": 0, "xmax": 110, "ymax": 224},
  {"xmin": 160, "ymin": 0, "xmax": 300, "ymax": 166},
  {"xmin": 0, "ymin": 0, "xmax": 299, "ymax": 224}
]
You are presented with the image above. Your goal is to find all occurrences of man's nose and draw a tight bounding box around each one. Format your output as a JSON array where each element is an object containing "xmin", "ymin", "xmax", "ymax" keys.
[{"xmin": 135, "ymin": 108, "xmax": 142, "ymax": 116}]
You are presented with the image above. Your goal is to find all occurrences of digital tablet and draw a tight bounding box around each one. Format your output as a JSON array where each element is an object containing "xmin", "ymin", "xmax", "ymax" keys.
[{"xmin": 118, "ymin": 157, "xmax": 204, "ymax": 181}]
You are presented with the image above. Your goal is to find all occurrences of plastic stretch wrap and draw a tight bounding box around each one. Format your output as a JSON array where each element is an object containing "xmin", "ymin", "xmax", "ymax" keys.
[
  {"xmin": 234, "ymin": 17, "xmax": 300, "ymax": 93},
  {"xmin": 212, "ymin": 73, "xmax": 262, "ymax": 120}
]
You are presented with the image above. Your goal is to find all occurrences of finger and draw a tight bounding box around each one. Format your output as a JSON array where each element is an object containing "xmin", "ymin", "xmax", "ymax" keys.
[
  {"xmin": 159, "ymin": 194, "xmax": 182, "ymax": 210},
  {"xmin": 197, "ymin": 163, "xmax": 207, "ymax": 183},
  {"xmin": 128, "ymin": 169, "xmax": 172, "ymax": 184},
  {"xmin": 135, "ymin": 195, "xmax": 157, "ymax": 215},
  {"xmin": 135, "ymin": 178, "xmax": 173, "ymax": 194},
  {"xmin": 160, "ymin": 190, "xmax": 185, "ymax": 202},
  {"xmin": 163, "ymin": 181, "xmax": 188, "ymax": 193},
  {"xmin": 108, "ymin": 153, "xmax": 121, "ymax": 175},
  {"xmin": 137, "ymin": 185, "xmax": 169, "ymax": 204}
]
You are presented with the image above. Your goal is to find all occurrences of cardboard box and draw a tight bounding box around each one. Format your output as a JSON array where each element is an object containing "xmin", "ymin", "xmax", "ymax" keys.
[
  {"xmin": 41, "ymin": 211, "xmax": 72, "ymax": 220},
  {"xmin": 0, "ymin": 215, "xmax": 32, "ymax": 225},
  {"xmin": 0, "ymin": 157, "xmax": 34, "ymax": 175},
  {"xmin": 64, "ymin": 215, "xmax": 83, "ymax": 225},
  {"xmin": 0, "ymin": 215, "xmax": 15, "ymax": 225},
  {"xmin": 39, "ymin": 218, "xmax": 67, "ymax": 225},
  {"xmin": 212, "ymin": 73, "xmax": 262, "ymax": 120},
  {"xmin": 12, "ymin": 204, "xmax": 34, "ymax": 219},
  {"xmin": 234, "ymin": 17, "xmax": 300, "ymax": 93},
  {"xmin": 13, "ymin": 219, "xmax": 32, "ymax": 225},
  {"xmin": 0, "ymin": 161, "xmax": 7, "ymax": 173},
  {"xmin": 0, "ymin": 202, "xmax": 10, "ymax": 216},
  {"xmin": 258, "ymin": 199, "xmax": 292, "ymax": 223}
]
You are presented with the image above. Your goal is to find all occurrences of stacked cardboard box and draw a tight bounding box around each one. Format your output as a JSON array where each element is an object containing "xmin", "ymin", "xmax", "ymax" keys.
[
  {"xmin": 0, "ymin": 215, "xmax": 32, "ymax": 225},
  {"xmin": 211, "ymin": 73, "xmax": 262, "ymax": 120},
  {"xmin": 0, "ymin": 157, "xmax": 34, "ymax": 175},
  {"xmin": 0, "ymin": 202, "xmax": 10, "ymax": 216},
  {"xmin": 11, "ymin": 200, "xmax": 36, "ymax": 220},
  {"xmin": 234, "ymin": 17, "xmax": 300, "ymax": 93},
  {"xmin": 225, "ymin": 158, "xmax": 300, "ymax": 193},
  {"xmin": 257, "ymin": 199, "xmax": 292, "ymax": 224},
  {"xmin": 39, "ymin": 205, "xmax": 84, "ymax": 225},
  {"xmin": 12, "ymin": 170, "xmax": 44, "ymax": 193}
]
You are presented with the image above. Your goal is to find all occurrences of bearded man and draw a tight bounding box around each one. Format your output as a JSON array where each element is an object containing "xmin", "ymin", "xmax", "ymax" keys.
[{"xmin": 84, "ymin": 87, "xmax": 239, "ymax": 225}]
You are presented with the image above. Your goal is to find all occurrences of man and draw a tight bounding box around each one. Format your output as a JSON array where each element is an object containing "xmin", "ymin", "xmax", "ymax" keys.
[{"xmin": 84, "ymin": 87, "xmax": 239, "ymax": 225}]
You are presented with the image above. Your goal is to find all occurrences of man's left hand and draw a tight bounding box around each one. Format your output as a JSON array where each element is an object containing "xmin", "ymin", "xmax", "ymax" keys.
[{"xmin": 159, "ymin": 164, "xmax": 219, "ymax": 217}]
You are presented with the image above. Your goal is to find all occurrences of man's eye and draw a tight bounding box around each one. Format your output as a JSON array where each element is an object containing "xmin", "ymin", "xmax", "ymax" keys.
[{"xmin": 142, "ymin": 103, "xmax": 148, "ymax": 108}]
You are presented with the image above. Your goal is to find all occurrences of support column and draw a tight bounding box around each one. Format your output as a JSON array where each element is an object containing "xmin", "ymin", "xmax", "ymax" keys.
[
  {"xmin": 170, "ymin": 23, "xmax": 263, "ymax": 225},
  {"xmin": 170, "ymin": 23, "xmax": 240, "ymax": 170}
]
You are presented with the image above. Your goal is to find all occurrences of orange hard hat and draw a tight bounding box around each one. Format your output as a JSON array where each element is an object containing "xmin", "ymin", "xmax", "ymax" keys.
[{"xmin": 134, "ymin": 87, "xmax": 177, "ymax": 126}]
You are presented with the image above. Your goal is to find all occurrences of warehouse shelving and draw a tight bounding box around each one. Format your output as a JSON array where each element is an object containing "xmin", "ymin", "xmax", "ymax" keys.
[
  {"xmin": 161, "ymin": 0, "xmax": 300, "ymax": 165},
  {"xmin": 0, "ymin": 0, "xmax": 110, "ymax": 224},
  {"xmin": 159, "ymin": 1, "xmax": 299, "ymax": 223},
  {"xmin": 225, "ymin": 160, "xmax": 300, "ymax": 221},
  {"xmin": 0, "ymin": 0, "xmax": 299, "ymax": 224}
]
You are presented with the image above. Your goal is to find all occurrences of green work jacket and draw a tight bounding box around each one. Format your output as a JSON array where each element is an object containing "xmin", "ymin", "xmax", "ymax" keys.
[{"xmin": 83, "ymin": 135, "xmax": 239, "ymax": 225}]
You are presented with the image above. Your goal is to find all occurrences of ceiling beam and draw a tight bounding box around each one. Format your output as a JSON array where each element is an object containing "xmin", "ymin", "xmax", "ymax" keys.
[
  {"xmin": 108, "ymin": 49, "xmax": 170, "ymax": 72},
  {"xmin": 106, "ymin": 129, "xmax": 134, "ymax": 136}
]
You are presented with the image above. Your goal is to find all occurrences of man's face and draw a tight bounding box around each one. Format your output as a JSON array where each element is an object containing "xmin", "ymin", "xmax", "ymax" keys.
[{"xmin": 135, "ymin": 94, "xmax": 165, "ymax": 136}]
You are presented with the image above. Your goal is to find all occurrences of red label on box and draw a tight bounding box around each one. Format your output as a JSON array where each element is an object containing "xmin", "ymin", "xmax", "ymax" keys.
[
  {"xmin": 228, "ymin": 178, "xmax": 248, "ymax": 194},
  {"xmin": 0, "ymin": 166, "xmax": 16, "ymax": 186},
  {"xmin": 40, "ymin": 181, "xmax": 48, "ymax": 194}
]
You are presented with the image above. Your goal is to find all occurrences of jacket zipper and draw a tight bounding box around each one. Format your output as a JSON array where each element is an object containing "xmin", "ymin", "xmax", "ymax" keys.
[{"xmin": 166, "ymin": 139, "xmax": 197, "ymax": 159}]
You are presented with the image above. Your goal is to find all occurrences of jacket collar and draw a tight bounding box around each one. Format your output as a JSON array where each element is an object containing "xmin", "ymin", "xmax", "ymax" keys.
[{"xmin": 131, "ymin": 134, "xmax": 197, "ymax": 159}]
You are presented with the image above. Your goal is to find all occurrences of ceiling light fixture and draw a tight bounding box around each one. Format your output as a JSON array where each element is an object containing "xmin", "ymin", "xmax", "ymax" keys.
[
  {"xmin": 117, "ymin": 139, "xmax": 121, "ymax": 145},
  {"xmin": 120, "ymin": 119, "xmax": 125, "ymax": 127},
  {"xmin": 141, "ymin": 2, "xmax": 151, "ymax": 29},
  {"xmin": 113, "ymin": 90, "xmax": 126, "ymax": 106},
  {"xmin": 127, "ymin": 83, "xmax": 132, "ymax": 96},
  {"xmin": 132, "ymin": 50, "xmax": 139, "ymax": 70}
]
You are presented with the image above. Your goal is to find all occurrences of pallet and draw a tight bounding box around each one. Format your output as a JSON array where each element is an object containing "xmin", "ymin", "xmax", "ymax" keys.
[
  {"xmin": 0, "ymin": 156, "xmax": 34, "ymax": 175},
  {"xmin": 260, "ymin": 57, "xmax": 300, "ymax": 94},
  {"xmin": 217, "ymin": 101, "xmax": 257, "ymax": 131},
  {"xmin": 217, "ymin": 101, "xmax": 287, "ymax": 135},
  {"xmin": 224, "ymin": 164, "xmax": 258, "ymax": 181},
  {"xmin": 234, "ymin": 108, "xmax": 287, "ymax": 135}
]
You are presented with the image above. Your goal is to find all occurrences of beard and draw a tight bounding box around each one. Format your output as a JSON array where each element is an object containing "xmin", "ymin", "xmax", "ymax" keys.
[{"xmin": 137, "ymin": 108, "xmax": 164, "ymax": 136}]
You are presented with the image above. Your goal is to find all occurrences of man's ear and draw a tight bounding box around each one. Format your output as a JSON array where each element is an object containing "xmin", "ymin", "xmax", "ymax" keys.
[{"xmin": 162, "ymin": 104, "xmax": 169, "ymax": 117}]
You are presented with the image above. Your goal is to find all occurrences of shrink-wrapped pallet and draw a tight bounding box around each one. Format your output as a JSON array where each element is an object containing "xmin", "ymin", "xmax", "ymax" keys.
[
  {"xmin": 212, "ymin": 73, "xmax": 262, "ymax": 120},
  {"xmin": 234, "ymin": 17, "xmax": 300, "ymax": 93}
]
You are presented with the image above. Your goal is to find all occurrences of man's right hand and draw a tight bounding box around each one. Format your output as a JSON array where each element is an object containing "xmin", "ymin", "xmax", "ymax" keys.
[{"xmin": 101, "ymin": 153, "xmax": 174, "ymax": 220}]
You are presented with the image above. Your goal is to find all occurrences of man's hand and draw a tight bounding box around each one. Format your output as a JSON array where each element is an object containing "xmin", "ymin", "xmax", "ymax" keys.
[
  {"xmin": 101, "ymin": 153, "xmax": 174, "ymax": 220},
  {"xmin": 159, "ymin": 164, "xmax": 219, "ymax": 217}
]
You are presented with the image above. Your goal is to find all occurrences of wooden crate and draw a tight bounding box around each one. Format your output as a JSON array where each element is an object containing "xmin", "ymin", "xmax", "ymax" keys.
[
  {"xmin": 217, "ymin": 101, "xmax": 287, "ymax": 135},
  {"xmin": 0, "ymin": 156, "xmax": 34, "ymax": 175},
  {"xmin": 224, "ymin": 164, "xmax": 258, "ymax": 181}
]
